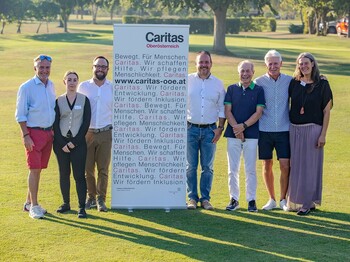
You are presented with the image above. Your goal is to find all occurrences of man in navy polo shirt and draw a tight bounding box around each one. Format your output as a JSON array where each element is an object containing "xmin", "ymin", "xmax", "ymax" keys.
[{"xmin": 224, "ymin": 60, "xmax": 265, "ymax": 212}]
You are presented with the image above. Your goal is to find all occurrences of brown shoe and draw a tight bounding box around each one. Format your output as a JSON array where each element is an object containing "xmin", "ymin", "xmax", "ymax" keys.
[
  {"xmin": 201, "ymin": 200, "xmax": 214, "ymax": 210},
  {"xmin": 187, "ymin": 199, "xmax": 197, "ymax": 210}
]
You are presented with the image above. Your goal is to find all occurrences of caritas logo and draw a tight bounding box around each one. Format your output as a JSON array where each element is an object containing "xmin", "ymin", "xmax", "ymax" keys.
[{"xmin": 145, "ymin": 32, "xmax": 184, "ymax": 43}]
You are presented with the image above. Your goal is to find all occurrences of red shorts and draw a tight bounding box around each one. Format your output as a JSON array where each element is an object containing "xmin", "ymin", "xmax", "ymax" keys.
[{"xmin": 26, "ymin": 128, "xmax": 53, "ymax": 169}]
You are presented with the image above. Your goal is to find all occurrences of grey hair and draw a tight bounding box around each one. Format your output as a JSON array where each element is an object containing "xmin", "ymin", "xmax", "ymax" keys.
[
  {"xmin": 264, "ymin": 50, "xmax": 282, "ymax": 65},
  {"xmin": 238, "ymin": 60, "xmax": 254, "ymax": 72}
]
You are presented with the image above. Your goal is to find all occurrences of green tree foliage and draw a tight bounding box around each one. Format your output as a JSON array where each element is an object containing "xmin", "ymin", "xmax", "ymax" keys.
[
  {"xmin": 75, "ymin": 0, "xmax": 91, "ymax": 19},
  {"xmin": 333, "ymin": 0, "xmax": 350, "ymax": 37},
  {"xmin": 104, "ymin": 0, "xmax": 120, "ymax": 20},
  {"xmin": 125, "ymin": 0, "xmax": 273, "ymax": 54},
  {"xmin": 31, "ymin": 0, "xmax": 60, "ymax": 33},
  {"xmin": 0, "ymin": 0, "xmax": 15, "ymax": 34},
  {"xmin": 11, "ymin": 0, "xmax": 34, "ymax": 33},
  {"xmin": 89, "ymin": 0, "xmax": 106, "ymax": 24},
  {"xmin": 54, "ymin": 0, "xmax": 76, "ymax": 32},
  {"xmin": 299, "ymin": 0, "xmax": 332, "ymax": 35}
]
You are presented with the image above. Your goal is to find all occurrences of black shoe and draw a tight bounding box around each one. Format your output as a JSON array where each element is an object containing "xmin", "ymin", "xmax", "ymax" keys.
[
  {"xmin": 97, "ymin": 199, "xmax": 108, "ymax": 212},
  {"xmin": 226, "ymin": 198, "xmax": 239, "ymax": 211},
  {"xmin": 56, "ymin": 203, "xmax": 71, "ymax": 213},
  {"xmin": 78, "ymin": 208, "xmax": 87, "ymax": 218},
  {"xmin": 85, "ymin": 198, "xmax": 96, "ymax": 209},
  {"xmin": 248, "ymin": 200, "xmax": 258, "ymax": 212},
  {"xmin": 297, "ymin": 208, "xmax": 310, "ymax": 216}
]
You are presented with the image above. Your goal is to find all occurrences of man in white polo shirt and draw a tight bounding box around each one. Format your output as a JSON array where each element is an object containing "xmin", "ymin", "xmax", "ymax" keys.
[{"xmin": 78, "ymin": 56, "xmax": 113, "ymax": 212}]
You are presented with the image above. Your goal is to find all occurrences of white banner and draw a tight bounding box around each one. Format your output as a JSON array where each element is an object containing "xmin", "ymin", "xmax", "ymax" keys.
[{"xmin": 111, "ymin": 24, "xmax": 189, "ymax": 209}]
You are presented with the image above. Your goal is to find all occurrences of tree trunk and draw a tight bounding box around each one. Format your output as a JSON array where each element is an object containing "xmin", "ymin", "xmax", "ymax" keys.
[
  {"xmin": 61, "ymin": 14, "xmax": 69, "ymax": 32},
  {"xmin": 64, "ymin": 17, "xmax": 68, "ymax": 33},
  {"xmin": 212, "ymin": 7, "xmax": 228, "ymax": 54},
  {"xmin": 36, "ymin": 22, "xmax": 42, "ymax": 34},
  {"xmin": 91, "ymin": 4, "xmax": 98, "ymax": 24},
  {"xmin": 16, "ymin": 21, "xmax": 22, "ymax": 34},
  {"xmin": 315, "ymin": 15, "xmax": 321, "ymax": 36},
  {"xmin": 1, "ymin": 21, "xmax": 6, "ymax": 34}
]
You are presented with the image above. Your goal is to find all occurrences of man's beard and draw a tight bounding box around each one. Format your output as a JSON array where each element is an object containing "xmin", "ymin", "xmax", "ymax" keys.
[{"xmin": 94, "ymin": 72, "xmax": 106, "ymax": 81}]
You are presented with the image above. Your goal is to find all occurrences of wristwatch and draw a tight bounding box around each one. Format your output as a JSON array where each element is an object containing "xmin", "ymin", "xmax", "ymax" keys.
[
  {"xmin": 218, "ymin": 126, "xmax": 224, "ymax": 130},
  {"xmin": 243, "ymin": 122, "xmax": 248, "ymax": 129}
]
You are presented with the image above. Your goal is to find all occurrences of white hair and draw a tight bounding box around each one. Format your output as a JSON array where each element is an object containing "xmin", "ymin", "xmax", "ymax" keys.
[
  {"xmin": 264, "ymin": 50, "xmax": 282, "ymax": 65},
  {"xmin": 237, "ymin": 60, "xmax": 254, "ymax": 72}
]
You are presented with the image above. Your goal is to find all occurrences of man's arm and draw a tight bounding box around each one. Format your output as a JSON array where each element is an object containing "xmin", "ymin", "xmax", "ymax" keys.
[
  {"xmin": 232, "ymin": 106, "xmax": 264, "ymax": 135},
  {"xmin": 19, "ymin": 121, "xmax": 34, "ymax": 152}
]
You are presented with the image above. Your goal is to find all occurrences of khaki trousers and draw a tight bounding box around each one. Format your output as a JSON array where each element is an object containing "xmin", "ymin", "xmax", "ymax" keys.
[{"xmin": 85, "ymin": 129, "xmax": 112, "ymax": 202}]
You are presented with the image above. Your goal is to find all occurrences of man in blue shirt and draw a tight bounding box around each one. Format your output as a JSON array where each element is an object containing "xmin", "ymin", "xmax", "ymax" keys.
[
  {"xmin": 224, "ymin": 60, "xmax": 265, "ymax": 212},
  {"xmin": 15, "ymin": 54, "xmax": 56, "ymax": 219},
  {"xmin": 254, "ymin": 50, "xmax": 291, "ymax": 211}
]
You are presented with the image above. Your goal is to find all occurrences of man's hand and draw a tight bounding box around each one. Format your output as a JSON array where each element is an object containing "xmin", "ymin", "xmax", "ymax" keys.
[
  {"xmin": 23, "ymin": 135, "xmax": 34, "ymax": 152},
  {"xmin": 212, "ymin": 128, "xmax": 223, "ymax": 144}
]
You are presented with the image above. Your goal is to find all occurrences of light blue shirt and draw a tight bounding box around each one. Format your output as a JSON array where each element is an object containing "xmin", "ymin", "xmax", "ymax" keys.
[
  {"xmin": 254, "ymin": 73, "xmax": 292, "ymax": 132},
  {"xmin": 15, "ymin": 76, "xmax": 56, "ymax": 128}
]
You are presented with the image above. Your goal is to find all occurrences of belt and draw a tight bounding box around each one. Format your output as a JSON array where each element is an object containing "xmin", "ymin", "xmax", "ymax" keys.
[
  {"xmin": 187, "ymin": 122, "xmax": 216, "ymax": 128},
  {"xmin": 89, "ymin": 124, "xmax": 113, "ymax": 133},
  {"xmin": 30, "ymin": 126, "xmax": 52, "ymax": 131}
]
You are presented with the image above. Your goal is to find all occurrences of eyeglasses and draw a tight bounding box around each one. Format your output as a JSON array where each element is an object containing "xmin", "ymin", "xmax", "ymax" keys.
[
  {"xmin": 93, "ymin": 65, "xmax": 108, "ymax": 70},
  {"xmin": 34, "ymin": 55, "xmax": 52, "ymax": 62}
]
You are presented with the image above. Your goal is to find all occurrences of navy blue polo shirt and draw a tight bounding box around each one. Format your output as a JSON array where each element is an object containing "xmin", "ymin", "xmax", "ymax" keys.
[{"xmin": 224, "ymin": 82, "xmax": 265, "ymax": 139}]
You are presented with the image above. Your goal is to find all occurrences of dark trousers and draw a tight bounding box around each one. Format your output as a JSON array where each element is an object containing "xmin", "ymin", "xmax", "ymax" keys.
[{"xmin": 53, "ymin": 141, "xmax": 87, "ymax": 209}]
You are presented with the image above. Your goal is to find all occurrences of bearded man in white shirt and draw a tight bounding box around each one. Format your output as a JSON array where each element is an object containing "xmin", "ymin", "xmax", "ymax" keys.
[
  {"xmin": 186, "ymin": 50, "xmax": 226, "ymax": 210},
  {"xmin": 78, "ymin": 56, "xmax": 113, "ymax": 212}
]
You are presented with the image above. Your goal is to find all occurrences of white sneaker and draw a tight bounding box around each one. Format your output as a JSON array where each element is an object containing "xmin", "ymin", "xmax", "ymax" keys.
[
  {"xmin": 262, "ymin": 199, "xmax": 277, "ymax": 210},
  {"xmin": 38, "ymin": 205, "xmax": 47, "ymax": 214},
  {"xmin": 280, "ymin": 199, "xmax": 288, "ymax": 211},
  {"xmin": 29, "ymin": 205, "xmax": 44, "ymax": 219},
  {"xmin": 24, "ymin": 203, "xmax": 47, "ymax": 214}
]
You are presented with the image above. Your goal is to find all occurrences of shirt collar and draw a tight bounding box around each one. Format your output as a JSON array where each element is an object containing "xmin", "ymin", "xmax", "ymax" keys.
[
  {"xmin": 238, "ymin": 81, "xmax": 255, "ymax": 90},
  {"xmin": 266, "ymin": 72, "xmax": 281, "ymax": 81},
  {"xmin": 33, "ymin": 75, "xmax": 48, "ymax": 86},
  {"xmin": 196, "ymin": 73, "xmax": 211, "ymax": 80}
]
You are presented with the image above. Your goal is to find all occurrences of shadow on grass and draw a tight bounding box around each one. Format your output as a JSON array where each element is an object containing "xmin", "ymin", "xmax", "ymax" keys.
[
  {"xmin": 44, "ymin": 208, "xmax": 349, "ymax": 261},
  {"xmin": 190, "ymin": 44, "xmax": 350, "ymax": 78},
  {"xmin": 22, "ymin": 31, "xmax": 349, "ymax": 78},
  {"xmin": 26, "ymin": 33, "xmax": 113, "ymax": 46}
]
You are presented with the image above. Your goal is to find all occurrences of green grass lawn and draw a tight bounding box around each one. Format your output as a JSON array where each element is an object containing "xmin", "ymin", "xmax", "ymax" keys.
[{"xmin": 0, "ymin": 20, "xmax": 349, "ymax": 261}]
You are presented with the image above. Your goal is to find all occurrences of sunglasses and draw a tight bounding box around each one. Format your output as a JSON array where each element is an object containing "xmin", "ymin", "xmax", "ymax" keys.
[{"xmin": 34, "ymin": 55, "xmax": 52, "ymax": 62}]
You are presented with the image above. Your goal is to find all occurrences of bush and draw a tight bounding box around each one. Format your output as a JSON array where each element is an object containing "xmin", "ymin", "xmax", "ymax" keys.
[
  {"xmin": 226, "ymin": 18, "xmax": 240, "ymax": 34},
  {"xmin": 122, "ymin": 16, "xmax": 213, "ymax": 34},
  {"xmin": 269, "ymin": 19, "xmax": 277, "ymax": 32},
  {"xmin": 239, "ymin": 17, "xmax": 276, "ymax": 32},
  {"xmin": 289, "ymin": 24, "xmax": 304, "ymax": 34},
  {"xmin": 122, "ymin": 16, "xmax": 275, "ymax": 34}
]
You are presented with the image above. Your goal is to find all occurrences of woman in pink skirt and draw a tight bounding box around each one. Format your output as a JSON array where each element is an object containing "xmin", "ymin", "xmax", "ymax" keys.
[{"xmin": 287, "ymin": 52, "xmax": 333, "ymax": 215}]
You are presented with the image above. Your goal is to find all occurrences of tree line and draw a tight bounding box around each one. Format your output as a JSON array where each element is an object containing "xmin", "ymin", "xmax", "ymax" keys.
[{"xmin": 1, "ymin": 0, "xmax": 349, "ymax": 53}]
